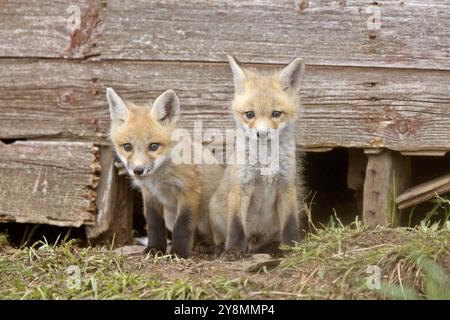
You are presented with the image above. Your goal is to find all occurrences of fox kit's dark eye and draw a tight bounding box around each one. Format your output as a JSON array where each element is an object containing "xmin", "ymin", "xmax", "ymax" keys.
[
  {"xmin": 272, "ymin": 111, "xmax": 282, "ymax": 118},
  {"xmin": 123, "ymin": 143, "xmax": 132, "ymax": 152},
  {"xmin": 149, "ymin": 143, "xmax": 159, "ymax": 151},
  {"xmin": 245, "ymin": 111, "xmax": 255, "ymax": 119}
]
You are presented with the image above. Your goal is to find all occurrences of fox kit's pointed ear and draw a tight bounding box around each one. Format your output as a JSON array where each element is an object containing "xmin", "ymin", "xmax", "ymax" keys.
[
  {"xmin": 279, "ymin": 58, "xmax": 305, "ymax": 92},
  {"xmin": 151, "ymin": 90, "xmax": 181, "ymax": 126},
  {"xmin": 227, "ymin": 55, "xmax": 247, "ymax": 94},
  {"xmin": 106, "ymin": 88, "xmax": 128, "ymax": 124}
]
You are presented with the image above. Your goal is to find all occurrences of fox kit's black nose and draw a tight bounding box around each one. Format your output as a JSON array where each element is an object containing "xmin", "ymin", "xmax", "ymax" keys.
[{"xmin": 133, "ymin": 167, "xmax": 145, "ymax": 176}]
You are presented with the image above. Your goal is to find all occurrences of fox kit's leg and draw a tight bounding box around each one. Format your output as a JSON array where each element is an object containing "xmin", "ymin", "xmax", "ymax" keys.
[
  {"xmin": 170, "ymin": 195, "xmax": 200, "ymax": 258},
  {"xmin": 142, "ymin": 189, "xmax": 167, "ymax": 255},
  {"xmin": 277, "ymin": 184, "xmax": 300, "ymax": 245},
  {"xmin": 210, "ymin": 195, "xmax": 229, "ymax": 256},
  {"xmin": 209, "ymin": 193, "xmax": 227, "ymax": 254},
  {"xmin": 224, "ymin": 184, "xmax": 253, "ymax": 259}
]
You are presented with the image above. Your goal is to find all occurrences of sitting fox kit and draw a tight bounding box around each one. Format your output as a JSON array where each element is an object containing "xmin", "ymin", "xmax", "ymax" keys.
[
  {"xmin": 106, "ymin": 88, "xmax": 221, "ymax": 257},
  {"xmin": 209, "ymin": 56, "xmax": 305, "ymax": 258}
]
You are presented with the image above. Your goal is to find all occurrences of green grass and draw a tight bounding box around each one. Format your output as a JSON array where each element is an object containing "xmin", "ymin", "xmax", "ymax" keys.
[
  {"xmin": 280, "ymin": 219, "xmax": 450, "ymax": 299},
  {"xmin": 0, "ymin": 220, "xmax": 449, "ymax": 300}
]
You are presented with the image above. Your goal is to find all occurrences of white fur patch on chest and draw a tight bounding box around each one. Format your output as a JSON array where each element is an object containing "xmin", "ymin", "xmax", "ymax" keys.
[
  {"xmin": 134, "ymin": 178, "xmax": 177, "ymax": 211},
  {"xmin": 238, "ymin": 137, "xmax": 296, "ymax": 250}
]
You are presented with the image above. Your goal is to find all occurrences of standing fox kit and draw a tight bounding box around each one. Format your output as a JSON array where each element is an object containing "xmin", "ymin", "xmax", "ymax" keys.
[
  {"xmin": 106, "ymin": 88, "xmax": 222, "ymax": 257},
  {"xmin": 209, "ymin": 56, "xmax": 305, "ymax": 258}
]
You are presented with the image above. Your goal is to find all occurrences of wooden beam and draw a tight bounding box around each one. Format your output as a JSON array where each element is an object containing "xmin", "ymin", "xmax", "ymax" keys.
[
  {"xmin": 304, "ymin": 147, "xmax": 334, "ymax": 153},
  {"xmin": 0, "ymin": 141, "xmax": 100, "ymax": 227},
  {"xmin": 86, "ymin": 147, "xmax": 135, "ymax": 246},
  {"xmin": 2, "ymin": 60, "xmax": 450, "ymax": 152},
  {"xmin": 363, "ymin": 150, "xmax": 411, "ymax": 226},
  {"xmin": 396, "ymin": 174, "xmax": 450, "ymax": 210},
  {"xmin": 400, "ymin": 151, "xmax": 447, "ymax": 157}
]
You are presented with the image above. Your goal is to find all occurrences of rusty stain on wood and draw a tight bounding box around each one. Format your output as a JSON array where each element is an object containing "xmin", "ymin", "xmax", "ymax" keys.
[
  {"xmin": 337, "ymin": 0, "xmax": 346, "ymax": 8},
  {"xmin": 63, "ymin": 1, "xmax": 103, "ymax": 59},
  {"xmin": 368, "ymin": 30, "xmax": 377, "ymax": 39},
  {"xmin": 298, "ymin": 0, "xmax": 309, "ymax": 12}
]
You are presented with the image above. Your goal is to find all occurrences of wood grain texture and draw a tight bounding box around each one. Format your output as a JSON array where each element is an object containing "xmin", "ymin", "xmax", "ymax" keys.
[
  {"xmin": 86, "ymin": 147, "xmax": 135, "ymax": 245},
  {"xmin": 0, "ymin": 141, "xmax": 100, "ymax": 227},
  {"xmin": 1, "ymin": 59, "xmax": 450, "ymax": 151},
  {"xmin": 2, "ymin": 1, "xmax": 450, "ymax": 70},
  {"xmin": 363, "ymin": 150, "xmax": 411, "ymax": 226},
  {"xmin": 97, "ymin": 0, "xmax": 450, "ymax": 69},
  {"xmin": 0, "ymin": 0, "xmax": 103, "ymax": 59}
]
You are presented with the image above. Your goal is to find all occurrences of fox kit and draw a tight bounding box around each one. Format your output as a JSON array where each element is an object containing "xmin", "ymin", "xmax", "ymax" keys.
[
  {"xmin": 107, "ymin": 88, "xmax": 223, "ymax": 257},
  {"xmin": 209, "ymin": 56, "xmax": 305, "ymax": 258}
]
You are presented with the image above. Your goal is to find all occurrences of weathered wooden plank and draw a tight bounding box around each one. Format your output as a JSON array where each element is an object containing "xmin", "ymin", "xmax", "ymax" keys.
[
  {"xmin": 97, "ymin": 0, "xmax": 450, "ymax": 70},
  {"xmin": 0, "ymin": 0, "xmax": 103, "ymax": 59},
  {"xmin": 0, "ymin": 141, "xmax": 100, "ymax": 227},
  {"xmin": 2, "ymin": 1, "xmax": 450, "ymax": 70},
  {"xmin": 86, "ymin": 147, "xmax": 135, "ymax": 246},
  {"xmin": 400, "ymin": 151, "xmax": 447, "ymax": 157},
  {"xmin": 363, "ymin": 150, "xmax": 411, "ymax": 226},
  {"xmin": 2, "ymin": 59, "xmax": 450, "ymax": 151},
  {"xmin": 396, "ymin": 173, "xmax": 450, "ymax": 210}
]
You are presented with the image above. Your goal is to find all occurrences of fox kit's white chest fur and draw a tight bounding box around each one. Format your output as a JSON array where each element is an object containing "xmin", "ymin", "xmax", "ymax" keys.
[
  {"xmin": 240, "ymin": 136, "xmax": 297, "ymax": 251},
  {"xmin": 136, "ymin": 176, "xmax": 178, "ymax": 210},
  {"xmin": 133, "ymin": 169, "xmax": 180, "ymax": 231}
]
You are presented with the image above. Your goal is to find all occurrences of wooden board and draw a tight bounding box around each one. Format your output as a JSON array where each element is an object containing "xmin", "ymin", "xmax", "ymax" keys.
[
  {"xmin": 86, "ymin": 147, "xmax": 135, "ymax": 246},
  {"xmin": 396, "ymin": 173, "xmax": 450, "ymax": 209},
  {"xmin": 1, "ymin": 59, "xmax": 450, "ymax": 152},
  {"xmin": 0, "ymin": 141, "xmax": 100, "ymax": 227},
  {"xmin": 2, "ymin": 1, "xmax": 450, "ymax": 70},
  {"xmin": 97, "ymin": 0, "xmax": 450, "ymax": 70}
]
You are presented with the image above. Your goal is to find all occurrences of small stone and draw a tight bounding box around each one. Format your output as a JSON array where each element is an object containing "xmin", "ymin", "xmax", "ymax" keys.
[
  {"xmin": 251, "ymin": 254, "xmax": 272, "ymax": 260},
  {"xmin": 114, "ymin": 245, "xmax": 145, "ymax": 256}
]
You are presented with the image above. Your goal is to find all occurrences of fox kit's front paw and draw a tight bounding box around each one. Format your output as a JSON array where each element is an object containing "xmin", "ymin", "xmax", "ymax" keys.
[
  {"xmin": 213, "ymin": 243, "xmax": 225, "ymax": 258},
  {"xmin": 221, "ymin": 248, "xmax": 247, "ymax": 261},
  {"xmin": 193, "ymin": 241, "xmax": 214, "ymax": 255},
  {"xmin": 169, "ymin": 249, "xmax": 189, "ymax": 259}
]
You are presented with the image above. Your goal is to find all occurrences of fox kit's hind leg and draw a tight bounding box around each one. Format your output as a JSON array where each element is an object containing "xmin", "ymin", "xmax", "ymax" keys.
[
  {"xmin": 142, "ymin": 189, "xmax": 167, "ymax": 255},
  {"xmin": 277, "ymin": 184, "xmax": 300, "ymax": 245},
  {"xmin": 224, "ymin": 185, "xmax": 253, "ymax": 260},
  {"xmin": 170, "ymin": 196, "xmax": 199, "ymax": 258}
]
